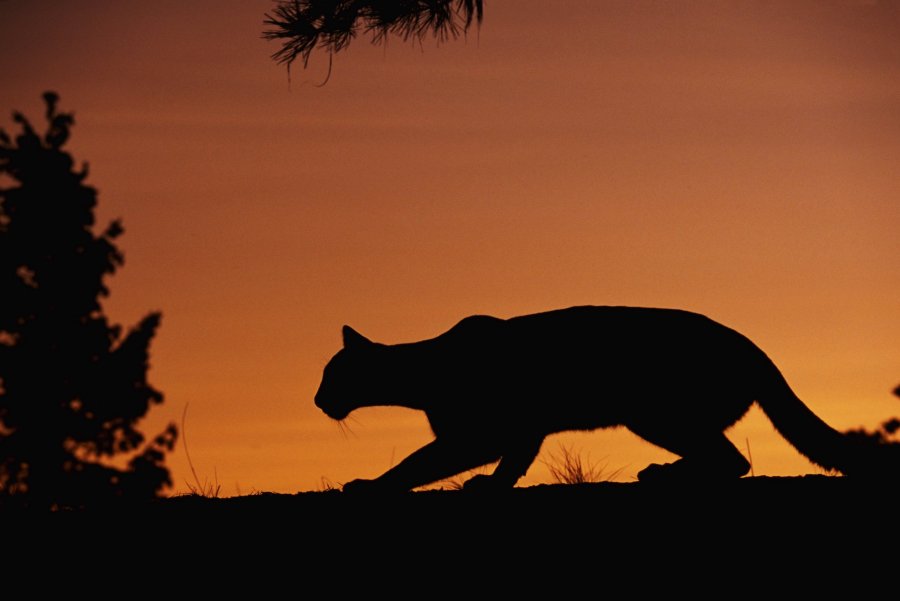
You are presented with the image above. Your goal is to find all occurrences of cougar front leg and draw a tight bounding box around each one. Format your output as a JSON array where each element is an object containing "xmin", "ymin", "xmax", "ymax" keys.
[
  {"xmin": 463, "ymin": 436, "xmax": 544, "ymax": 491},
  {"xmin": 343, "ymin": 437, "xmax": 501, "ymax": 493}
]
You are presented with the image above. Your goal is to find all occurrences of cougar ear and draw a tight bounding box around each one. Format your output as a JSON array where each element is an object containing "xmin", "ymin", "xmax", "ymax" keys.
[{"xmin": 342, "ymin": 325, "xmax": 372, "ymax": 349}]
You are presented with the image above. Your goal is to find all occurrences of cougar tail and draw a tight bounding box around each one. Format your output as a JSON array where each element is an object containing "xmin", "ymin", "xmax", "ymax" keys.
[{"xmin": 754, "ymin": 357, "xmax": 894, "ymax": 477}]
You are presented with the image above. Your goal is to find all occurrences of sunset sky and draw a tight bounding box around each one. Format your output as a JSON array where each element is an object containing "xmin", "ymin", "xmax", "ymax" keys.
[{"xmin": 1, "ymin": 0, "xmax": 898, "ymax": 494}]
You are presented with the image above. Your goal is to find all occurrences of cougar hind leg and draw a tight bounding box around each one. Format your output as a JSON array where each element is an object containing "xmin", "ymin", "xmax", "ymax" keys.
[{"xmin": 630, "ymin": 424, "xmax": 751, "ymax": 483}]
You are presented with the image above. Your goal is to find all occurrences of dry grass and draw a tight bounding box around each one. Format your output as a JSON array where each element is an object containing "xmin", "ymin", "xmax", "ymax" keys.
[
  {"xmin": 234, "ymin": 484, "xmax": 262, "ymax": 497},
  {"xmin": 542, "ymin": 443, "xmax": 624, "ymax": 484},
  {"xmin": 745, "ymin": 437, "xmax": 756, "ymax": 477},
  {"xmin": 181, "ymin": 404, "xmax": 221, "ymax": 498},
  {"xmin": 318, "ymin": 477, "xmax": 340, "ymax": 492}
]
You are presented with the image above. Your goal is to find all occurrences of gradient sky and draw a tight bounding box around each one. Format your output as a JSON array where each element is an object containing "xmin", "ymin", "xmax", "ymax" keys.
[{"xmin": 1, "ymin": 0, "xmax": 898, "ymax": 493}]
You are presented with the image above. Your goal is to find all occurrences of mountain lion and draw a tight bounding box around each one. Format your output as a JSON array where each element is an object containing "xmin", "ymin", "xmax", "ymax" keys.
[{"xmin": 314, "ymin": 306, "xmax": 886, "ymax": 492}]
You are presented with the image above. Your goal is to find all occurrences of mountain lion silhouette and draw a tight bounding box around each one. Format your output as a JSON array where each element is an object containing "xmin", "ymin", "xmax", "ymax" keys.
[{"xmin": 314, "ymin": 306, "xmax": 889, "ymax": 492}]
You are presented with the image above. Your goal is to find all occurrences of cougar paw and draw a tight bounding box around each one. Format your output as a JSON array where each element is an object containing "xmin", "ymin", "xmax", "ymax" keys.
[
  {"xmin": 342, "ymin": 478, "xmax": 386, "ymax": 495},
  {"xmin": 462, "ymin": 474, "xmax": 506, "ymax": 493},
  {"xmin": 637, "ymin": 462, "xmax": 675, "ymax": 483}
]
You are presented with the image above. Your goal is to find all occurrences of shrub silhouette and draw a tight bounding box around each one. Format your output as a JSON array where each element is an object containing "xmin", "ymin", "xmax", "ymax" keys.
[
  {"xmin": 0, "ymin": 92, "xmax": 176, "ymax": 509},
  {"xmin": 843, "ymin": 385, "xmax": 900, "ymax": 447}
]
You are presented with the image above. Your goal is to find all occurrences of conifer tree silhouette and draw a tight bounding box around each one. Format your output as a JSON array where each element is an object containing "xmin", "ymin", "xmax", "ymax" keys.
[{"xmin": 0, "ymin": 92, "xmax": 176, "ymax": 509}]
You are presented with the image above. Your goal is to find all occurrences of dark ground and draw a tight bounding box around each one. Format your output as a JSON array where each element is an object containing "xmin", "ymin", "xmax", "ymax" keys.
[
  {"xmin": 11, "ymin": 476, "xmax": 894, "ymax": 588},
  {"xmin": 132, "ymin": 476, "xmax": 897, "ymax": 544},
  {"xmin": 81, "ymin": 475, "xmax": 897, "ymax": 528},
  {"xmin": 156, "ymin": 474, "xmax": 892, "ymax": 515}
]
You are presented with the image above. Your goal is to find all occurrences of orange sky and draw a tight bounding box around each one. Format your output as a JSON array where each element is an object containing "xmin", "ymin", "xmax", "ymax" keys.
[{"xmin": 2, "ymin": 0, "xmax": 898, "ymax": 494}]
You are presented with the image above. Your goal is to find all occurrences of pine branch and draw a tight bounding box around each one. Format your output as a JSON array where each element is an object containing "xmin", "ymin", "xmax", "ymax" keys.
[{"xmin": 263, "ymin": 0, "xmax": 483, "ymax": 69}]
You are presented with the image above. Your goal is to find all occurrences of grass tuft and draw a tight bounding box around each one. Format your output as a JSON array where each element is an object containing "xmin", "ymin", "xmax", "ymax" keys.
[
  {"xmin": 181, "ymin": 403, "xmax": 221, "ymax": 498},
  {"xmin": 318, "ymin": 477, "xmax": 340, "ymax": 492},
  {"xmin": 542, "ymin": 443, "xmax": 623, "ymax": 484}
]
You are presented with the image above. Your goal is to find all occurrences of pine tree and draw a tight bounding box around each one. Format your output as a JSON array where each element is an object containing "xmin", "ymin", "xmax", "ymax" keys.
[{"xmin": 0, "ymin": 92, "xmax": 176, "ymax": 509}]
